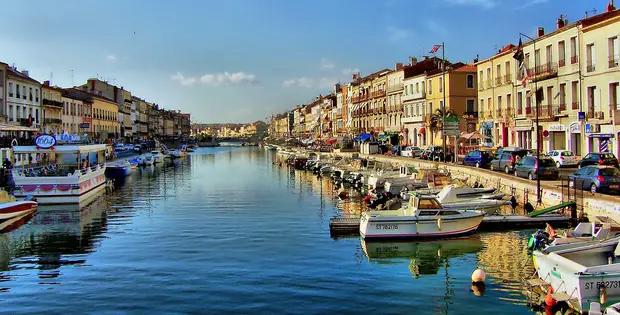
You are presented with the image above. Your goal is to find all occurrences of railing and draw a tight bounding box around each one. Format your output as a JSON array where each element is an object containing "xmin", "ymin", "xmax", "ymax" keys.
[
  {"xmin": 559, "ymin": 103, "xmax": 567, "ymax": 112},
  {"xmin": 586, "ymin": 62, "xmax": 595, "ymax": 73},
  {"xmin": 496, "ymin": 108, "xmax": 504, "ymax": 118},
  {"xmin": 571, "ymin": 55, "xmax": 578, "ymax": 64},
  {"xmin": 44, "ymin": 118, "xmax": 62, "ymax": 124},
  {"xmin": 387, "ymin": 83, "xmax": 403, "ymax": 93},
  {"xmin": 371, "ymin": 90, "xmax": 386, "ymax": 98},
  {"xmin": 503, "ymin": 74, "xmax": 512, "ymax": 84},
  {"xmin": 395, "ymin": 104, "xmax": 403, "ymax": 112},
  {"xmin": 586, "ymin": 111, "xmax": 594, "ymax": 118},
  {"xmin": 495, "ymin": 77, "xmax": 502, "ymax": 85},
  {"xmin": 42, "ymin": 99, "xmax": 64, "ymax": 107},
  {"xmin": 485, "ymin": 80, "xmax": 493, "ymax": 89},
  {"xmin": 463, "ymin": 111, "xmax": 478, "ymax": 118},
  {"xmin": 505, "ymin": 107, "xmax": 513, "ymax": 118},
  {"xmin": 532, "ymin": 62, "xmax": 558, "ymax": 78},
  {"xmin": 609, "ymin": 55, "xmax": 619, "ymax": 68},
  {"xmin": 572, "ymin": 102, "xmax": 579, "ymax": 110},
  {"xmin": 525, "ymin": 105, "xmax": 560, "ymax": 119},
  {"xmin": 558, "ymin": 58, "xmax": 566, "ymax": 67}
]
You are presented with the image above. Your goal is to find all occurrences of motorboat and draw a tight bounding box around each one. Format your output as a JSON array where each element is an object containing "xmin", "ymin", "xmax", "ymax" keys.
[
  {"xmin": 150, "ymin": 150, "xmax": 165, "ymax": 163},
  {"xmin": 528, "ymin": 220, "xmax": 620, "ymax": 252},
  {"xmin": 143, "ymin": 155, "xmax": 155, "ymax": 166},
  {"xmin": 531, "ymin": 237, "xmax": 620, "ymax": 312},
  {"xmin": 12, "ymin": 137, "xmax": 108, "ymax": 204},
  {"xmin": 432, "ymin": 185, "xmax": 511, "ymax": 215},
  {"xmin": 168, "ymin": 149, "xmax": 183, "ymax": 159},
  {"xmin": 105, "ymin": 160, "xmax": 132, "ymax": 178},
  {"xmin": 0, "ymin": 191, "xmax": 37, "ymax": 220},
  {"xmin": 128, "ymin": 157, "xmax": 141, "ymax": 168},
  {"xmin": 186, "ymin": 145, "xmax": 196, "ymax": 152},
  {"xmin": 360, "ymin": 193, "xmax": 485, "ymax": 239}
]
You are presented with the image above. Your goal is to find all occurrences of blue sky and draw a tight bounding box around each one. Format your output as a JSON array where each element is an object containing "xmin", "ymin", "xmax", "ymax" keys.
[{"xmin": 0, "ymin": 0, "xmax": 611, "ymax": 123}]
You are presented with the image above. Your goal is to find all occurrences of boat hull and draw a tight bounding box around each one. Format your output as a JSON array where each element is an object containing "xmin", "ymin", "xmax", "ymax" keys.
[
  {"xmin": 105, "ymin": 166, "xmax": 131, "ymax": 178},
  {"xmin": 360, "ymin": 212, "xmax": 484, "ymax": 240},
  {"xmin": 0, "ymin": 201, "xmax": 37, "ymax": 220}
]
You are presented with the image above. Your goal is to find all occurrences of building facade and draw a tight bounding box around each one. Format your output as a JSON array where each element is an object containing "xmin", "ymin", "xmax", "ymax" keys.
[
  {"xmin": 62, "ymin": 89, "xmax": 93, "ymax": 135},
  {"xmin": 5, "ymin": 67, "xmax": 41, "ymax": 129},
  {"xmin": 41, "ymin": 82, "xmax": 64, "ymax": 134},
  {"xmin": 91, "ymin": 94, "xmax": 120, "ymax": 138},
  {"xmin": 0, "ymin": 62, "xmax": 6, "ymax": 123}
]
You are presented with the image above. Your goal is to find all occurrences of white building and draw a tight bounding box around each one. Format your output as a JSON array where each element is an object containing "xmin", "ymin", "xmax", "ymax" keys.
[
  {"xmin": 386, "ymin": 64, "xmax": 404, "ymax": 133},
  {"xmin": 5, "ymin": 67, "xmax": 41, "ymax": 129},
  {"xmin": 401, "ymin": 73, "xmax": 427, "ymax": 147}
]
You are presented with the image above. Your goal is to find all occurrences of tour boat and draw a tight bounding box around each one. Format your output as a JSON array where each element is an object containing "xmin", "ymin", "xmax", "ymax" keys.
[
  {"xmin": 532, "ymin": 238, "xmax": 620, "ymax": 312},
  {"xmin": 105, "ymin": 160, "xmax": 132, "ymax": 178},
  {"xmin": 360, "ymin": 193, "xmax": 485, "ymax": 239},
  {"xmin": 150, "ymin": 150, "xmax": 165, "ymax": 163},
  {"xmin": 11, "ymin": 136, "xmax": 108, "ymax": 204},
  {"xmin": 0, "ymin": 191, "xmax": 37, "ymax": 220}
]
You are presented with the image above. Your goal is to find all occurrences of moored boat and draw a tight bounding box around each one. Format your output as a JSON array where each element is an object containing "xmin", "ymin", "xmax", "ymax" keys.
[
  {"xmin": 150, "ymin": 150, "xmax": 165, "ymax": 163},
  {"xmin": 0, "ymin": 191, "xmax": 37, "ymax": 220},
  {"xmin": 105, "ymin": 160, "xmax": 132, "ymax": 178}
]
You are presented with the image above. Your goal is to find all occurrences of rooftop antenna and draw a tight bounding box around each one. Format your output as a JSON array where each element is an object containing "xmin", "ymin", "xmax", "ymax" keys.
[
  {"xmin": 585, "ymin": 8, "xmax": 597, "ymax": 18},
  {"xmin": 50, "ymin": 72, "xmax": 53, "ymax": 85},
  {"xmin": 70, "ymin": 70, "xmax": 74, "ymax": 86}
]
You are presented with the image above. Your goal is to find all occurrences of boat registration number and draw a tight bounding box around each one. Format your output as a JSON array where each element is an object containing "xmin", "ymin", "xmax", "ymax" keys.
[
  {"xmin": 584, "ymin": 280, "xmax": 620, "ymax": 291},
  {"xmin": 375, "ymin": 224, "xmax": 398, "ymax": 230}
]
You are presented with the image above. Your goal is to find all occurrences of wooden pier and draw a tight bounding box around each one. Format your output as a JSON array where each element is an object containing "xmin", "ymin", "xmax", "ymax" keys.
[{"xmin": 329, "ymin": 214, "xmax": 571, "ymax": 236}]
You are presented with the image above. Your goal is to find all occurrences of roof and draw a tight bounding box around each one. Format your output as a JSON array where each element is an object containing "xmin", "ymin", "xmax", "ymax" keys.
[
  {"xmin": 6, "ymin": 67, "xmax": 40, "ymax": 84},
  {"xmin": 581, "ymin": 8, "xmax": 620, "ymax": 28},
  {"xmin": 453, "ymin": 64, "xmax": 476, "ymax": 72}
]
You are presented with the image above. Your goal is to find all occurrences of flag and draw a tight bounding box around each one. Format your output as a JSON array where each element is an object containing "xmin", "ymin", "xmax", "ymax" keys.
[
  {"xmin": 512, "ymin": 38, "xmax": 524, "ymax": 63},
  {"xmin": 513, "ymin": 38, "xmax": 530, "ymax": 88},
  {"xmin": 353, "ymin": 73, "xmax": 360, "ymax": 80},
  {"xmin": 429, "ymin": 45, "xmax": 440, "ymax": 54}
]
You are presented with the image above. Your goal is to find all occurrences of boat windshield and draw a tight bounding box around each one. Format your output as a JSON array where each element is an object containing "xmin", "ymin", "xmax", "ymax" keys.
[{"xmin": 417, "ymin": 198, "xmax": 442, "ymax": 209}]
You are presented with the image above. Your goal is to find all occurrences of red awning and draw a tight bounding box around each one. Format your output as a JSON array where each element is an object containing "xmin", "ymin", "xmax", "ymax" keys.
[{"xmin": 419, "ymin": 128, "xmax": 426, "ymax": 134}]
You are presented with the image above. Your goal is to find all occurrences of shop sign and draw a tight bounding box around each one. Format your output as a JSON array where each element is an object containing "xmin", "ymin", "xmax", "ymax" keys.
[
  {"xmin": 35, "ymin": 135, "xmax": 56, "ymax": 149},
  {"xmin": 515, "ymin": 120, "xmax": 532, "ymax": 131},
  {"xmin": 569, "ymin": 122, "xmax": 581, "ymax": 134},
  {"xmin": 548, "ymin": 124, "xmax": 566, "ymax": 132}
]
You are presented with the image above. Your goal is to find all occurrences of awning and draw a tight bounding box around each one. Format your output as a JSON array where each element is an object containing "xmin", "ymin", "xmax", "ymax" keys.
[
  {"xmin": 378, "ymin": 134, "xmax": 388, "ymax": 141},
  {"xmin": 460, "ymin": 131, "xmax": 490, "ymax": 140},
  {"xmin": 0, "ymin": 123, "xmax": 38, "ymax": 132},
  {"xmin": 419, "ymin": 128, "xmax": 426, "ymax": 134},
  {"xmin": 353, "ymin": 133, "xmax": 372, "ymax": 142}
]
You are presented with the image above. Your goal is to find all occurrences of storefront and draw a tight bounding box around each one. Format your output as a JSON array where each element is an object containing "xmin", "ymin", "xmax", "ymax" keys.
[
  {"xmin": 568, "ymin": 122, "xmax": 581, "ymax": 155},
  {"xmin": 404, "ymin": 122, "xmax": 425, "ymax": 147},
  {"xmin": 547, "ymin": 124, "xmax": 567, "ymax": 151},
  {"xmin": 586, "ymin": 124, "xmax": 615, "ymax": 154},
  {"xmin": 514, "ymin": 120, "xmax": 533, "ymax": 149},
  {"xmin": 480, "ymin": 121, "xmax": 493, "ymax": 145}
]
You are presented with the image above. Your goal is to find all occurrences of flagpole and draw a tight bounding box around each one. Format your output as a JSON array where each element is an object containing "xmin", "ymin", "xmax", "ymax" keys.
[
  {"xmin": 519, "ymin": 32, "xmax": 541, "ymax": 205},
  {"xmin": 442, "ymin": 42, "xmax": 447, "ymax": 163}
]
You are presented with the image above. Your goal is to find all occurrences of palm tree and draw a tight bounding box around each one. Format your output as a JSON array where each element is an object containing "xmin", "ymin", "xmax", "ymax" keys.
[{"xmin": 428, "ymin": 109, "xmax": 457, "ymax": 132}]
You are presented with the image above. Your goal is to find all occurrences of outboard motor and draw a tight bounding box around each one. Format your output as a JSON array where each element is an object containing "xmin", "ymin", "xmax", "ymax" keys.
[{"xmin": 527, "ymin": 230, "xmax": 551, "ymax": 253}]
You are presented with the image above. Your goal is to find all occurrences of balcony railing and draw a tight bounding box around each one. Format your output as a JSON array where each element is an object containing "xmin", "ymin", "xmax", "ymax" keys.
[
  {"xmin": 42, "ymin": 99, "xmax": 64, "ymax": 107},
  {"xmin": 505, "ymin": 107, "xmax": 513, "ymax": 118},
  {"xmin": 463, "ymin": 111, "xmax": 478, "ymax": 119},
  {"xmin": 525, "ymin": 105, "xmax": 560, "ymax": 120},
  {"xmin": 559, "ymin": 103, "xmax": 567, "ymax": 112},
  {"xmin": 395, "ymin": 104, "xmax": 403, "ymax": 112},
  {"xmin": 496, "ymin": 108, "xmax": 504, "ymax": 118},
  {"xmin": 532, "ymin": 62, "xmax": 558, "ymax": 79},
  {"xmin": 44, "ymin": 118, "xmax": 62, "ymax": 124},
  {"xmin": 609, "ymin": 55, "xmax": 619, "ymax": 68},
  {"xmin": 558, "ymin": 59, "xmax": 566, "ymax": 67},
  {"xmin": 571, "ymin": 55, "xmax": 578, "ymax": 64},
  {"xmin": 517, "ymin": 107, "xmax": 523, "ymax": 115},
  {"xmin": 503, "ymin": 74, "xmax": 512, "ymax": 84},
  {"xmin": 371, "ymin": 90, "xmax": 386, "ymax": 98},
  {"xmin": 485, "ymin": 80, "xmax": 493, "ymax": 89},
  {"xmin": 572, "ymin": 102, "xmax": 579, "ymax": 110},
  {"xmin": 495, "ymin": 77, "xmax": 502, "ymax": 85},
  {"xmin": 586, "ymin": 111, "xmax": 594, "ymax": 118},
  {"xmin": 586, "ymin": 62, "xmax": 595, "ymax": 73},
  {"xmin": 387, "ymin": 83, "xmax": 403, "ymax": 93}
]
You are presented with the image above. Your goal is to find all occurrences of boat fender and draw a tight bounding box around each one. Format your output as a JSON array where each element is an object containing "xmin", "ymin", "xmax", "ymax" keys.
[
  {"xmin": 600, "ymin": 284, "xmax": 608, "ymax": 305},
  {"xmin": 437, "ymin": 218, "xmax": 442, "ymax": 231},
  {"xmin": 471, "ymin": 269, "xmax": 486, "ymax": 284},
  {"xmin": 510, "ymin": 196, "xmax": 518, "ymax": 210},
  {"xmin": 544, "ymin": 286, "xmax": 556, "ymax": 307}
]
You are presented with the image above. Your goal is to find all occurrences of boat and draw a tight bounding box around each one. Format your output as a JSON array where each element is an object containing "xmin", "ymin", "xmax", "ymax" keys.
[
  {"xmin": 128, "ymin": 157, "xmax": 141, "ymax": 168},
  {"xmin": 0, "ymin": 191, "xmax": 37, "ymax": 220},
  {"xmin": 531, "ymin": 237, "xmax": 620, "ymax": 312},
  {"xmin": 150, "ymin": 150, "xmax": 165, "ymax": 163},
  {"xmin": 105, "ymin": 160, "xmax": 132, "ymax": 178},
  {"xmin": 186, "ymin": 145, "xmax": 196, "ymax": 152},
  {"xmin": 529, "ymin": 220, "xmax": 620, "ymax": 252},
  {"xmin": 143, "ymin": 155, "xmax": 155, "ymax": 165},
  {"xmin": 432, "ymin": 185, "xmax": 512, "ymax": 215},
  {"xmin": 11, "ymin": 136, "xmax": 108, "ymax": 204},
  {"xmin": 113, "ymin": 144, "xmax": 134, "ymax": 158},
  {"xmin": 359, "ymin": 193, "xmax": 485, "ymax": 239},
  {"xmin": 265, "ymin": 145, "xmax": 277, "ymax": 151},
  {"xmin": 169, "ymin": 149, "xmax": 183, "ymax": 159}
]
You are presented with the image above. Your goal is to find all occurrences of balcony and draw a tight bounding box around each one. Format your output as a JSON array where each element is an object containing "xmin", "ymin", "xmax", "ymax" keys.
[
  {"xmin": 18, "ymin": 118, "xmax": 32, "ymax": 127},
  {"xmin": 463, "ymin": 111, "xmax": 478, "ymax": 119},
  {"xmin": 571, "ymin": 55, "xmax": 578, "ymax": 64},
  {"xmin": 559, "ymin": 103, "xmax": 567, "ymax": 112},
  {"xmin": 42, "ymin": 99, "xmax": 64, "ymax": 108},
  {"xmin": 494, "ymin": 77, "xmax": 502, "ymax": 85},
  {"xmin": 485, "ymin": 80, "xmax": 493, "ymax": 89},
  {"xmin": 505, "ymin": 107, "xmax": 513, "ymax": 118},
  {"xmin": 387, "ymin": 83, "xmax": 403, "ymax": 93},
  {"xmin": 517, "ymin": 107, "xmax": 523, "ymax": 115},
  {"xmin": 395, "ymin": 104, "xmax": 403, "ymax": 112},
  {"xmin": 525, "ymin": 105, "xmax": 561, "ymax": 120},
  {"xmin": 610, "ymin": 55, "xmax": 619, "ymax": 68},
  {"xmin": 477, "ymin": 110, "xmax": 485, "ymax": 118},
  {"xmin": 531, "ymin": 62, "xmax": 558, "ymax": 81},
  {"xmin": 586, "ymin": 62, "xmax": 595, "ymax": 73},
  {"xmin": 44, "ymin": 118, "xmax": 62, "ymax": 124},
  {"xmin": 371, "ymin": 90, "xmax": 386, "ymax": 98},
  {"xmin": 503, "ymin": 74, "xmax": 512, "ymax": 84},
  {"xmin": 572, "ymin": 102, "xmax": 579, "ymax": 110},
  {"xmin": 558, "ymin": 58, "xmax": 566, "ymax": 67}
]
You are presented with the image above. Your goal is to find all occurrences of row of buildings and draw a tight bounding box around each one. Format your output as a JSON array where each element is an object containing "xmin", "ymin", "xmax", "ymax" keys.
[
  {"xmin": 269, "ymin": 5, "xmax": 620, "ymax": 158},
  {"xmin": 0, "ymin": 62, "xmax": 191, "ymax": 142},
  {"xmin": 191, "ymin": 122, "xmax": 261, "ymax": 138}
]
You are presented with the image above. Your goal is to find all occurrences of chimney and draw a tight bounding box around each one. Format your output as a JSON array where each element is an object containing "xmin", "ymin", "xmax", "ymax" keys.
[
  {"xmin": 474, "ymin": 55, "xmax": 479, "ymax": 63},
  {"xmin": 537, "ymin": 27, "xmax": 545, "ymax": 37},
  {"xmin": 395, "ymin": 63, "xmax": 404, "ymax": 70},
  {"xmin": 409, "ymin": 57, "xmax": 417, "ymax": 66},
  {"xmin": 43, "ymin": 80, "xmax": 50, "ymax": 87},
  {"xmin": 21, "ymin": 70, "xmax": 29, "ymax": 77},
  {"xmin": 557, "ymin": 17, "xmax": 565, "ymax": 29}
]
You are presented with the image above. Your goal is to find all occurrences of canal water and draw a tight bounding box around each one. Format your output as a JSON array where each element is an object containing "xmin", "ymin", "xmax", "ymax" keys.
[{"xmin": 0, "ymin": 147, "xmax": 539, "ymax": 314}]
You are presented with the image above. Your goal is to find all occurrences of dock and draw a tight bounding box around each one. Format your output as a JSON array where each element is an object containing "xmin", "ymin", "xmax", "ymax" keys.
[{"xmin": 329, "ymin": 214, "xmax": 571, "ymax": 236}]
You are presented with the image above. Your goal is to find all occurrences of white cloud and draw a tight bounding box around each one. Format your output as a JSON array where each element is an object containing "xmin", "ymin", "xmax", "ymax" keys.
[
  {"xmin": 341, "ymin": 68, "xmax": 360, "ymax": 76},
  {"xmin": 320, "ymin": 58, "xmax": 335, "ymax": 70},
  {"xmin": 386, "ymin": 26, "xmax": 412, "ymax": 42},
  {"xmin": 171, "ymin": 72, "xmax": 197, "ymax": 86},
  {"xmin": 318, "ymin": 77, "xmax": 338, "ymax": 89},
  {"xmin": 200, "ymin": 72, "xmax": 258, "ymax": 86},
  {"xmin": 445, "ymin": 0, "xmax": 496, "ymax": 8},
  {"xmin": 521, "ymin": 0, "xmax": 548, "ymax": 8},
  {"xmin": 282, "ymin": 77, "xmax": 315, "ymax": 88},
  {"xmin": 106, "ymin": 55, "xmax": 117, "ymax": 61}
]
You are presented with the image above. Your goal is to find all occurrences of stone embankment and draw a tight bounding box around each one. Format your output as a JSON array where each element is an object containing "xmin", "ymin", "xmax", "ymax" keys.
[{"xmin": 331, "ymin": 152, "xmax": 620, "ymax": 223}]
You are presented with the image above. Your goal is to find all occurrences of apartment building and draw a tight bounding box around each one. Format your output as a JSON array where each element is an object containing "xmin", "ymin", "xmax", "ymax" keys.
[
  {"xmin": 5, "ymin": 67, "xmax": 41, "ymax": 128},
  {"xmin": 386, "ymin": 64, "xmax": 404, "ymax": 134},
  {"xmin": 61, "ymin": 88, "xmax": 93, "ymax": 135},
  {"xmin": 41, "ymin": 82, "xmax": 64, "ymax": 134}
]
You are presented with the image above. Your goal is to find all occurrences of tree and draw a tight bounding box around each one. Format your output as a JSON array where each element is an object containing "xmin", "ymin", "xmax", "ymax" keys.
[{"xmin": 427, "ymin": 109, "xmax": 456, "ymax": 132}]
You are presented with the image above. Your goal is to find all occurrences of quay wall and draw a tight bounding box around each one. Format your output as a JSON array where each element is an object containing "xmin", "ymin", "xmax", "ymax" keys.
[{"xmin": 331, "ymin": 152, "xmax": 620, "ymax": 223}]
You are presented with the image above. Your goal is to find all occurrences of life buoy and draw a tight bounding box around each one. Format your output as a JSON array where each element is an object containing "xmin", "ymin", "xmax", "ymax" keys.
[{"xmin": 10, "ymin": 139, "xmax": 18, "ymax": 147}]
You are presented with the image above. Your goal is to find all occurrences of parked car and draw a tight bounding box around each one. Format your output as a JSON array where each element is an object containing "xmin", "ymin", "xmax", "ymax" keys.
[
  {"xmin": 420, "ymin": 146, "xmax": 440, "ymax": 160},
  {"xmin": 568, "ymin": 165, "xmax": 620, "ymax": 194},
  {"xmin": 578, "ymin": 152, "xmax": 619, "ymax": 169},
  {"xmin": 462, "ymin": 150, "xmax": 492, "ymax": 168},
  {"xmin": 401, "ymin": 146, "xmax": 421, "ymax": 158},
  {"xmin": 427, "ymin": 146, "xmax": 454, "ymax": 162},
  {"xmin": 489, "ymin": 147, "xmax": 530, "ymax": 174},
  {"xmin": 546, "ymin": 150, "xmax": 579, "ymax": 168},
  {"xmin": 513, "ymin": 157, "xmax": 559, "ymax": 180}
]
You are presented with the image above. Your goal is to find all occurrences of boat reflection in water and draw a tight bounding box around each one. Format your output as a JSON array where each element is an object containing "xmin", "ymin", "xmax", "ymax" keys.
[
  {"xmin": 0, "ymin": 211, "xmax": 37, "ymax": 271},
  {"xmin": 361, "ymin": 236, "xmax": 484, "ymax": 278}
]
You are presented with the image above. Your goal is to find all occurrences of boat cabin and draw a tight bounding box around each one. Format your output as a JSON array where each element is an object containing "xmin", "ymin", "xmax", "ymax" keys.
[{"xmin": 406, "ymin": 194, "xmax": 461, "ymax": 216}]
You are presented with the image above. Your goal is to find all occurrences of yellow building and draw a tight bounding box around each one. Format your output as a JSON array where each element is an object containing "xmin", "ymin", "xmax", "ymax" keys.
[
  {"xmin": 91, "ymin": 94, "xmax": 120, "ymax": 139},
  {"xmin": 0, "ymin": 62, "xmax": 6, "ymax": 123},
  {"xmin": 425, "ymin": 63, "xmax": 478, "ymax": 146},
  {"xmin": 580, "ymin": 9, "xmax": 620, "ymax": 157},
  {"xmin": 475, "ymin": 45, "xmax": 517, "ymax": 148},
  {"xmin": 41, "ymin": 82, "xmax": 64, "ymax": 134},
  {"xmin": 369, "ymin": 71, "xmax": 388, "ymax": 135}
]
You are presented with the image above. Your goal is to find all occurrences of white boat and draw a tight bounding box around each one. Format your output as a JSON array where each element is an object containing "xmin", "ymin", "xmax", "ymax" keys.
[
  {"xmin": 143, "ymin": 155, "xmax": 155, "ymax": 165},
  {"xmin": 360, "ymin": 193, "xmax": 485, "ymax": 239},
  {"xmin": 434, "ymin": 185, "xmax": 512, "ymax": 215},
  {"xmin": 12, "ymin": 139, "xmax": 107, "ymax": 204},
  {"xmin": 532, "ymin": 238, "xmax": 620, "ymax": 312},
  {"xmin": 150, "ymin": 150, "xmax": 165, "ymax": 163},
  {"xmin": 169, "ymin": 149, "xmax": 183, "ymax": 159},
  {"xmin": 105, "ymin": 160, "xmax": 132, "ymax": 178},
  {"xmin": 0, "ymin": 191, "xmax": 37, "ymax": 220}
]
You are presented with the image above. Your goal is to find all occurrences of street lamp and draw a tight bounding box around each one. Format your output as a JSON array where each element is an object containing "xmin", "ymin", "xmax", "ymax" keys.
[{"xmin": 519, "ymin": 32, "xmax": 541, "ymax": 205}]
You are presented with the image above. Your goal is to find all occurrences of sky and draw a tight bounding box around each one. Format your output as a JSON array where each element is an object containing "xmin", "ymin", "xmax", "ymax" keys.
[{"xmin": 0, "ymin": 0, "xmax": 611, "ymax": 123}]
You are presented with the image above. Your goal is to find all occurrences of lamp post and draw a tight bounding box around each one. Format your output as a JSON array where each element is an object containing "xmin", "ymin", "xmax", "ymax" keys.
[{"xmin": 519, "ymin": 32, "xmax": 541, "ymax": 205}]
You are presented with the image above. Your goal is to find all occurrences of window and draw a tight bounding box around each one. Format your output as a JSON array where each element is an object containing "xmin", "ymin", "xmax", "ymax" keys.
[
  {"xmin": 611, "ymin": 83, "xmax": 619, "ymax": 111},
  {"xmin": 466, "ymin": 99, "xmax": 475, "ymax": 113},
  {"xmin": 466, "ymin": 74, "xmax": 474, "ymax": 89},
  {"xmin": 609, "ymin": 36, "xmax": 619, "ymax": 68},
  {"xmin": 487, "ymin": 97, "xmax": 492, "ymax": 112},
  {"xmin": 496, "ymin": 64, "xmax": 501, "ymax": 84},
  {"xmin": 570, "ymin": 36, "xmax": 577, "ymax": 64},
  {"xmin": 415, "ymin": 82, "xmax": 419, "ymax": 93},
  {"xmin": 16, "ymin": 84, "xmax": 20, "ymax": 98},
  {"xmin": 546, "ymin": 44, "xmax": 553, "ymax": 64},
  {"xmin": 587, "ymin": 86, "xmax": 597, "ymax": 112},
  {"xmin": 478, "ymin": 70, "xmax": 483, "ymax": 87},
  {"xmin": 558, "ymin": 40, "xmax": 566, "ymax": 66},
  {"xmin": 546, "ymin": 86, "xmax": 553, "ymax": 106},
  {"xmin": 35, "ymin": 89, "xmax": 39, "ymax": 102},
  {"xmin": 8, "ymin": 83, "xmax": 13, "ymax": 97},
  {"xmin": 571, "ymin": 81, "xmax": 579, "ymax": 109},
  {"xmin": 22, "ymin": 86, "xmax": 26, "ymax": 99},
  {"xmin": 586, "ymin": 43, "xmax": 595, "ymax": 72},
  {"xmin": 507, "ymin": 94, "xmax": 512, "ymax": 112},
  {"xmin": 35, "ymin": 109, "xmax": 39, "ymax": 123},
  {"xmin": 428, "ymin": 80, "xmax": 433, "ymax": 94},
  {"xmin": 534, "ymin": 49, "xmax": 541, "ymax": 67},
  {"xmin": 29, "ymin": 87, "xmax": 33, "ymax": 101},
  {"xmin": 559, "ymin": 83, "xmax": 566, "ymax": 108}
]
